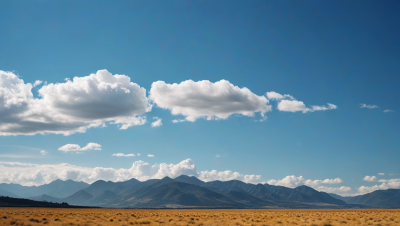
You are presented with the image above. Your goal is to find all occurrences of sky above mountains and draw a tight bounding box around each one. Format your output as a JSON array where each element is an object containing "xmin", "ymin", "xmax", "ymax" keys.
[{"xmin": 0, "ymin": 0, "xmax": 399, "ymax": 196}]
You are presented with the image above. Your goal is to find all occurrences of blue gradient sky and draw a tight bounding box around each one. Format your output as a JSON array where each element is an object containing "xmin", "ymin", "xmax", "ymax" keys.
[{"xmin": 0, "ymin": 0, "xmax": 399, "ymax": 194}]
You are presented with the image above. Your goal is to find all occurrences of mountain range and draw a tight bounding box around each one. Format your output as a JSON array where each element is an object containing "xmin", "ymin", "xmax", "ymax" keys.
[{"xmin": 1, "ymin": 175, "xmax": 398, "ymax": 208}]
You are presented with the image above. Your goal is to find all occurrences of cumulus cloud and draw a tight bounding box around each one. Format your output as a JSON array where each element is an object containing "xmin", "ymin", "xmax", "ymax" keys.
[
  {"xmin": 363, "ymin": 176, "xmax": 377, "ymax": 182},
  {"xmin": 151, "ymin": 117, "xmax": 162, "ymax": 127},
  {"xmin": 267, "ymin": 92, "xmax": 337, "ymax": 113},
  {"xmin": 33, "ymin": 80, "xmax": 43, "ymax": 87},
  {"xmin": 112, "ymin": 153, "xmax": 135, "ymax": 157},
  {"xmin": 266, "ymin": 175, "xmax": 345, "ymax": 193},
  {"xmin": 0, "ymin": 70, "xmax": 150, "ymax": 136},
  {"xmin": 358, "ymin": 179, "xmax": 400, "ymax": 194},
  {"xmin": 266, "ymin": 91, "xmax": 294, "ymax": 100},
  {"xmin": 383, "ymin": 109, "xmax": 394, "ymax": 113},
  {"xmin": 58, "ymin": 143, "xmax": 101, "ymax": 152},
  {"xmin": 360, "ymin": 104, "xmax": 378, "ymax": 109},
  {"xmin": 40, "ymin": 150, "xmax": 48, "ymax": 155},
  {"xmin": 148, "ymin": 154, "xmax": 154, "ymax": 157},
  {"xmin": 314, "ymin": 186, "xmax": 352, "ymax": 193},
  {"xmin": 277, "ymin": 100, "xmax": 337, "ymax": 113},
  {"xmin": 199, "ymin": 170, "xmax": 261, "ymax": 183},
  {"xmin": 149, "ymin": 80, "xmax": 271, "ymax": 122},
  {"xmin": 0, "ymin": 159, "xmax": 262, "ymax": 186},
  {"xmin": 378, "ymin": 173, "xmax": 385, "ymax": 176}
]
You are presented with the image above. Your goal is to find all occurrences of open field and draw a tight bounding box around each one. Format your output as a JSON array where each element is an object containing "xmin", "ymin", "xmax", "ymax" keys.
[{"xmin": 0, "ymin": 208, "xmax": 399, "ymax": 226}]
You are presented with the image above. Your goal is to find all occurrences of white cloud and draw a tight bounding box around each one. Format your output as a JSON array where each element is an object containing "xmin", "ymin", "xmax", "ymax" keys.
[
  {"xmin": 149, "ymin": 80, "xmax": 271, "ymax": 122},
  {"xmin": 40, "ymin": 150, "xmax": 48, "ymax": 155},
  {"xmin": 267, "ymin": 92, "xmax": 337, "ymax": 113},
  {"xmin": 172, "ymin": 119, "xmax": 186, "ymax": 123},
  {"xmin": 378, "ymin": 173, "xmax": 385, "ymax": 176},
  {"xmin": 265, "ymin": 91, "xmax": 294, "ymax": 100},
  {"xmin": 216, "ymin": 154, "xmax": 220, "ymax": 157},
  {"xmin": 148, "ymin": 154, "xmax": 154, "ymax": 157},
  {"xmin": 0, "ymin": 159, "xmax": 263, "ymax": 186},
  {"xmin": 277, "ymin": 100, "xmax": 307, "ymax": 112},
  {"xmin": 277, "ymin": 100, "xmax": 337, "ymax": 113},
  {"xmin": 0, "ymin": 70, "xmax": 150, "ymax": 136},
  {"xmin": 363, "ymin": 175, "xmax": 377, "ymax": 182},
  {"xmin": 33, "ymin": 80, "xmax": 43, "ymax": 87},
  {"xmin": 137, "ymin": 153, "xmax": 141, "ymax": 156},
  {"xmin": 199, "ymin": 170, "xmax": 261, "ymax": 183},
  {"xmin": 315, "ymin": 186, "xmax": 352, "ymax": 193},
  {"xmin": 112, "ymin": 153, "xmax": 135, "ymax": 157},
  {"xmin": 360, "ymin": 104, "xmax": 378, "ymax": 109},
  {"xmin": 266, "ymin": 175, "xmax": 343, "ymax": 191},
  {"xmin": 58, "ymin": 143, "xmax": 101, "ymax": 152},
  {"xmin": 358, "ymin": 179, "xmax": 400, "ymax": 194},
  {"xmin": 383, "ymin": 109, "xmax": 394, "ymax": 113},
  {"xmin": 151, "ymin": 117, "xmax": 162, "ymax": 127}
]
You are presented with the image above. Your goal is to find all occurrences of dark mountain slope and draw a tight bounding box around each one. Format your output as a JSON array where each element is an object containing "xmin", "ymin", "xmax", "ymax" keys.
[
  {"xmin": 329, "ymin": 193, "xmax": 351, "ymax": 202},
  {"xmin": 114, "ymin": 179, "xmax": 158, "ymax": 196},
  {"xmin": 174, "ymin": 175, "xmax": 206, "ymax": 186},
  {"xmin": 31, "ymin": 194, "xmax": 61, "ymax": 203},
  {"xmin": 63, "ymin": 190, "xmax": 93, "ymax": 205},
  {"xmin": 294, "ymin": 185, "xmax": 346, "ymax": 205},
  {"xmin": 0, "ymin": 180, "xmax": 89, "ymax": 198},
  {"xmin": 264, "ymin": 184, "xmax": 316, "ymax": 202},
  {"xmin": 224, "ymin": 189, "xmax": 275, "ymax": 206},
  {"xmin": 347, "ymin": 189, "xmax": 400, "ymax": 208},
  {"xmin": 105, "ymin": 179, "xmax": 250, "ymax": 208},
  {"xmin": 84, "ymin": 178, "xmax": 140, "ymax": 196},
  {"xmin": 0, "ymin": 189, "xmax": 20, "ymax": 198},
  {"xmin": 85, "ymin": 190, "xmax": 117, "ymax": 206},
  {"xmin": 40, "ymin": 179, "xmax": 89, "ymax": 198}
]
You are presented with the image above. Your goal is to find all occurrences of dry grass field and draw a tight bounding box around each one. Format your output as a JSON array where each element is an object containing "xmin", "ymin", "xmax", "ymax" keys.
[{"xmin": 0, "ymin": 208, "xmax": 399, "ymax": 226}]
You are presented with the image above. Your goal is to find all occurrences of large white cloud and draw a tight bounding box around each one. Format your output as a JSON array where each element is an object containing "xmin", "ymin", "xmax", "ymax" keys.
[
  {"xmin": 0, "ymin": 159, "xmax": 262, "ymax": 186},
  {"xmin": 149, "ymin": 80, "xmax": 272, "ymax": 122},
  {"xmin": 0, "ymin": 70, "xmax": 150, "ymax": 136},
  {"xmin": 58, "ymin": 143, "xmax": 102, "ymax": 152},
  {"xmin": 266, "ymin": 175, "xmax": 346, "ymax": 193},
  {"xmin": 358, "ymin": 179, "xmax": 400, "ymax": 194}
]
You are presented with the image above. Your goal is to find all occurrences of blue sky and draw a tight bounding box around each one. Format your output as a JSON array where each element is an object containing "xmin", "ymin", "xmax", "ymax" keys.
[{"xmin": 0, "ymin": 0, "xmax": 399, "ymax": 195}]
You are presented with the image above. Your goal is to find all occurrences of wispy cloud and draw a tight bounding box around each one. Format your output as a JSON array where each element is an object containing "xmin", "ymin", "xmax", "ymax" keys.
[
  {"xmin": 148, "ymin": 154, "xmax": 154, "ymax": 157},
  {"xmin": 151, "ymin": 117, "xmax": 162, "ymax": 127},
  {"xmin": 112, "ymin": 153, "xmax": 135, "ymax": 157},
  {"xmin": 360, "ymin": 103, "xmax": 378, "ymax": 109},
  {"xmin": 383, "ymin": 109, "xmax": 394, "ymax": 113},
  {"xmin": 0, "ymin": 154, "xmax": 44, "ymax": 158}
]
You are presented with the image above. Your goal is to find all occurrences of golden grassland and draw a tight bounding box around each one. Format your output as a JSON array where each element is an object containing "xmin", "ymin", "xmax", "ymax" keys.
[{"xmin": 0, "ymin": 208, "xmax": 399, "ymax": 226}]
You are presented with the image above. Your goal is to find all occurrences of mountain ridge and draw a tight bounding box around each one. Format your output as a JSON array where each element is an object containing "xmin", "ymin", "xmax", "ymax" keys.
[{"xmin": 10, "ymin": 175, "xmax": 400, "ymax": 209}]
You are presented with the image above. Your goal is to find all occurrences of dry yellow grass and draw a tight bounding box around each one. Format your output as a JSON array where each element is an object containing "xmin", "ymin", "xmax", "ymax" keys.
[{"xmin": 0, "ymin": 208, "xmax": 399, "ymax": 226}]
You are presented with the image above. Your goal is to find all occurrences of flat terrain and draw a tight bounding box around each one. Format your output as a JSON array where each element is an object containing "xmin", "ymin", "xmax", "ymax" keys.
[{"xmin": 0, "ymin": 208, "xmax": 399, "ymax": 226}]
